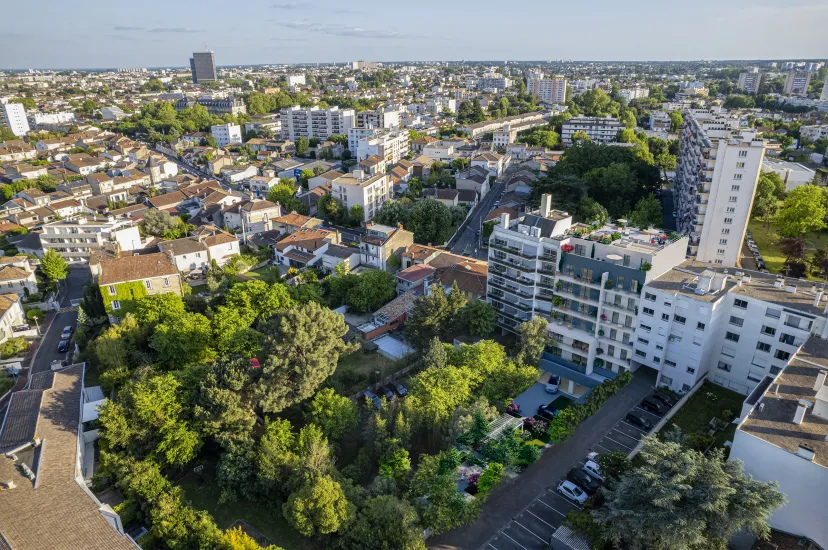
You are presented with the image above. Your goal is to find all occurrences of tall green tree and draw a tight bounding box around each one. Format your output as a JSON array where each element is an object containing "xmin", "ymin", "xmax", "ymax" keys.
[
  {"xmin": 408, "ymin": 450, "xmax": 479, "ymax": 534},
  {"xmin": 774, "ymin": 185, "xmax": 827, "ymax": 237},
  {"xmin": 751, "ymin": 170, "xmax": 786, "ymax": 225},
  {"xmin": 151, "ymin": 311, "xmax": 215, "ymax": 367},
  {"xmin": 515, "ymin": 317, "xmax": 549, "ymax": 367},
  {"xmin": 346, "ymin": 270, "xmax": 396, "ymax": 312},
  {"xmin": 40, "ymin": 249, "xmax": 69, "ymax": 282},
  {"xmin": 194, "ymin": 356, "xmax": 256, "ymax": 452},
  {"xmin": 408, "ymin": 199, "xmax": 454, "ymax": 245},
  {"xmin": 283, "ymin": 474, "xmax": 354, "ymax": 537},
  {"xmin": 296, "ymin": 136, "xmax": 309, "ymax": 155},
  {"xmin": 460, "ymin": 299, "xmax": 497, "ymax": 337},
  {"xmin": 339, "ymin": 495, "xmax": 426, "ymax": 550},
  {"xmin": 306, "ymin": 388, "xmax": 359, "ymax": 441},
  {"xmin": 628, "ymin": 194, "xmax": 663, "ymax": 229}
]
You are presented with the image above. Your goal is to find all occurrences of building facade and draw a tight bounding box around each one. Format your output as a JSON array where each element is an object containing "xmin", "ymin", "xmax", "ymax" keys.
[
  {"xmin": 737, "ymin": 68, "xmax": 762, "ymax": 95},
  {"xmin": 190, "ymin": 51, "xmax": 217, "ymax": 84},
  {"xmin": 331, "ymin": 171, "xmax": 390, "ymax": 223},
  {"xmin": 561, "ymin": 115, "xmax": 623, "ymax": 145},
  {"xmin": 280, "ymin": 106, "xmax": 356, "ymax": 142},
  {"xmin": 527, "ymin": 78, "xmax": 567, "ymax": 104},
  {"xmin": 40, "ymin": 217, "xmax": 142, "ymax": 263},
  {"xmin": 783, "ymin": 70, "xmax": 812, "ymax": 96},
  {"xmin": 0, "ymin": 101, "xmax": 30, "ymax": 137},
  {"xmin": 355, "ymin": 129, "xmax": 409, "ymax": 165},
  {"xmin": 210, "ymin": 123, "xmax": 242, "ymax": 147}
]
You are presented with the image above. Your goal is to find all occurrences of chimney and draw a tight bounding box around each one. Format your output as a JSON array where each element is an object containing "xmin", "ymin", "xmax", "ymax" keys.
[
  {"xmin": 793, "ymin": 399, "xmax": 812, "ymax": 425},
  {"xmin": 774, "ymin": 278, "xmax": 784, "ymax": 288},
  {"xmin": 500, "ymin": 213, "xmax": 510, "ymax": 229},
  {"xmin": 786, "ymin": 284, "xmax": 797, "ymax": 293},
  {"xmin": 797, "ymin": 444, "xmax": 815, "ymax": 462},
  {"xmin": 540, "ymin": 194, "xmax": 552, "ymax": 219},
  {"xmin": 814, "ymin": 370, "xmax": 827, "ymax": 392},
  {"xmin": 814, "ymin": 290, "xmax": 823, "ymax": 308}
]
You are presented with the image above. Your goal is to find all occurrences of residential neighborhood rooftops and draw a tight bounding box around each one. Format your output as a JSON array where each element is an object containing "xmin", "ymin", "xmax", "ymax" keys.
[
  {"xmin": 97, "ymin": 252, "xmax": 178, "ymax": 285},
  {"xmin": 158, "ymin": 237, "xmax": 208, "ymax": 256},
  {"xmin": 397, "ymin": 264, "xmax": 436, "ymax": 283}
]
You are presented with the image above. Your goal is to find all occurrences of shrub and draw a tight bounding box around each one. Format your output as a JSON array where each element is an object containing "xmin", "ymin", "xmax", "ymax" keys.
[
  {"xmin": 0, "ymin": 338, "xmax": 30, "ymax": 359},
  {"xmin": 518, "ymin": 444, "xmax": 541, "ymax": 465}
]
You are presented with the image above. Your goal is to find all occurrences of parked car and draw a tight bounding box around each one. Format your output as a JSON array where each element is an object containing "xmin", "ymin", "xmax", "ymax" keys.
[
  {"xmin": 626, "ymin": 411, "xmax": 653, "ymax": 431},
  {"xmin": 545, "ymin": 374, "xmax": 560, "ymax": 394},
  {"xmin": 57, "ymin": 339, "xmax": 70, "ymax": 353},
  {"xmin": 640, "ymin": 398, "xmax": 666, "ymax": 416},
  {"xmin": 362, "ymin": 390, "xmax": 382, "ymax": 410},
  {"xmin": 583, "ymin": 460, "xmax": 604, "ymax": 481},
  {"xmin": 671, "ymin": 210, "xmax": 677, "ymax": 218},
  {"xmin": 390, "ymin": 382, "xmax": 408, "ymax": 397},
  {"xmin": 557, "ymin": 480, "xmax": 588, "ymax": 504},
  {"xmin": 567, "ymin": 468, "xmax": 601, "ymax": 493},
  {"xmin": 537, "ymin": 404, "xmax": 558, "ymax": 421},
  {"xmin": 61, "ymin": 326, "xmax": 73, "ymax": 340},
  {"xmin": 652, "ymin": 392, "xmax": 677, "ymax": 408},
  {"xmin": 12, "ymin": 324, "xmax": 30, "ymax": 333},
  {"xmin": 379, "ymin": 386, "xmax": 395, "ymax": 401}
]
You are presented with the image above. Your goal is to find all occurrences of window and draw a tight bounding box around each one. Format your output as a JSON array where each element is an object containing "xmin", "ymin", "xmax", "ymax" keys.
[
  {"xmin": 747, "ymin": 372, "xmax": 764, "ymax": 383},
  {"xmin": 756, "ymin": 342, "xmax": 771, "ymax": 353},
  {"xmin": 663, "ymin": 301, "xmax": 672, "ymax": 307},
  {"xmin": 725, "ymin": 331, "xmax": 740, "ymax": 342},
  {"xmin": 734, "ymin": 298, "xmax": 748, "ymax": 309},
  {"xmin": 637, "ymin": 337, "xmax": 649, "ymax": 345},
  {"xmin": 639, "ymin": 323, "xmax": 651, "ymax": 332},
  {"xmin": 731, "ymin": 185, "xmax": 741, "ymax": 191},
  {"xmin": 717, "ymin": 361, "xmax": 732, "ymax": 372},
  {"xmin": 721, "ymin": 228, "xmax": 730, "ymax": 235},
  {"xmin": 761, "ymin": 325, "xmax": 776, "ymax": 336},
  {"xmin": 635, "ymin": 349, "xmax": 646, "ymax": 358},
  {"xmin": 653, "ymin": 357, "xmax": 661, "ymax": 363},
  {"xmin": 108, "ymin": 285, "xmax": 117, "ymax": 296},
  {"xmin": 765, "ymin": 308, "xmax": 781, "ymax": 319},
  {"xmin": 779, "ymin": 333, "xmax": 796, "ymax": 346},
  {"xmin": 729, "ymin": 196, "xmax": 738, "ymax": 203},
  {"xmin": 729, "ymin": 316, "xmax": 744, "ymax": 327},
  {"xmin": 770, "ymin": 366, "xmax": 781, "ymax": 375},
  {"xmin": 738, "ymin": 150, "xmax": 748, "ymax": 157},
  {"xmin": 721, "ymin": 345, "xmax": 736, "ymax": 358},
  {"xmin": 644, "ymin": 292, "xmax": 656, "ymax": 302},
  {"xmin": 660, "ymin": 375, "xmax": 672, "ymax": 385},
  {"xmin": 643, "ymin": 307, "xmax": 654, "ymax": 316},
  {"xmin": 717, "ymin": 248, "xmax": 726, "ymax": 255},
  {"xmin": 661, "ymin": 313, "xmax": 669, "ymax": 321},
  {"xmin": 163, "ymin": 277, "xmax": 170, "ymax": 287},
  {"xmin": 733, "ymin": 174, "xmax": 742, "ymax": 180},
  {"xmin": 656, "ymin": 344, "xmax": 664, "ymax": 350},
  {"xmin": 686, "ymin": 367, "xmax": 695, "ymax": 374},
  {"xmin": 726, "ymin": 207, "xmax": 735, "ymax": 213},
  {"xmin": 736, "ymin": 162, "xmax": 745, "ymax": 168},
  {"xmin": 724, "ymin": 218, "xmax": 733, "ymax": 224},
  {"xmin": 715, "ymin": 259, "xmax": 723, "ymax": 264},
  {"xmin": 145, "ymin": 280, "xmax": 152, "ymax": 290},
  {"xmin": 111, "ymin": 300, "xmax": 121, "ymax": 310},
  {"xmin": 673, "ymin": 314, "xmax": 686, "ymax": 324},
  {"xmin": 697, "ymin": 322, "xmax": 706, "ymax": 331},
  {"xmin": 665, "ymin": 359, "xmax": 677, "ymax": 367}
]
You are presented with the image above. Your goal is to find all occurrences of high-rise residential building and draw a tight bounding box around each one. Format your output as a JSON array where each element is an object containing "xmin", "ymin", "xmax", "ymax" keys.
[
  {"xmin": 190, "ymin": 51, "xmax": 217, "ymax": 84},
  {"xmin": 330, "ymin": 170, "xmax": 391, "ymax": 222},
  {"xmin": 561, "ymin": 115, "xmax": 623, "ymax": 145},
  {"xmin": 0, "ymin": 101, "xmax": 31, "ymax": 137},
  {"xmin": 280, "ymin": 106, "xmax": 356, "ymax": 142},
  {"xmin": 527, "ymin": 77, "xmax": 568, "ymax": 104},
  {"xmin": 210, "ymin": 123, "xmax": 242, "ymax": 147},
  {"xmin": 486, "ymin": 197, "xmax": 689, "ymax": 382},
  {"xmin": 783, "ymin": 70, "xmax": 811, "ymax": 96},
  {"xmin": 286, "ymin": 74, "xmax": 306, "ymax": 87},
  {"xmin": 355, "ymin": 107, "xmax": 400, "ymax": 131},
  {"xmin": 821, "ymin": 78, "xmax": 828, "ymax": 101},
  {"xmin": 355, "ymin": 129, "xmax": 409, "ymax": 165},
  {"xmin": 674, "ymin": 108, "xmax": 766, "ymax": 267},
  {"xmin": 618, "ymin": 85, "xmax": 649, "ymax": 102},
  {"xmin": 737, "ymin": 68, "xmax": 762, "ymax": 94}
]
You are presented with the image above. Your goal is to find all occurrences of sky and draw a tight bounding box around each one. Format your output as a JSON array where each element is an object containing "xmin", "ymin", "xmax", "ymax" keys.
[{"xmin": 2, "ymin": 0, "xmax": 828, "ymax": 69}]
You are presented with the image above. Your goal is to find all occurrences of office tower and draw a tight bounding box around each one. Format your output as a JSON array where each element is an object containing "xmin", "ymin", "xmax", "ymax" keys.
[{"xmin": 190, "ymin": 51, "xmax": 217, "ymax": 84}]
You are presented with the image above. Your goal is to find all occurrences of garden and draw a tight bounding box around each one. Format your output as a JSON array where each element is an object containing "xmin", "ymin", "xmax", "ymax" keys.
[{"xmin": 659, "ymin": 381, "xmax": 745, "ymax": 451}]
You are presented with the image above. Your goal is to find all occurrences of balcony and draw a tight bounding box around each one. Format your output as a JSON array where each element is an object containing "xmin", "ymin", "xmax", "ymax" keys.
[
  {"xmin": 489, "ymin": 255, "xmax": 535, "ymax": 272},
  {"xmin": 490, "ymin": 241, "xmax": 537, "ymax": 260},
  {"xmin": 558, "ymin": 271, "xmax": 602, "ymax": 289},
  {"xmin": 489, "ymin": 280, "xmax": 534, "ymax": 300}
]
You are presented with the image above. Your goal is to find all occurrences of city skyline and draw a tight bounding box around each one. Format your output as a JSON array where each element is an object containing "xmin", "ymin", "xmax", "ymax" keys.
[{"xmin": 2, "ymin": 0, "xmax": 828, "ymax": 69}]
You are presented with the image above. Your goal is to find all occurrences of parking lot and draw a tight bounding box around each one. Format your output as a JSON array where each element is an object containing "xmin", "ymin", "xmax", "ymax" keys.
[{"xmin": 480, "ymin": 392, "xmax": 667, "ymax": 550}]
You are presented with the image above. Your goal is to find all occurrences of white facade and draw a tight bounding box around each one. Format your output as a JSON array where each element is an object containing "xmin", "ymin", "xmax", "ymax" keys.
[
  {"xmin": 737, "ymin": 69, "xmax": 762, "ymax": 95},
  {"xmin": 783, "ymin": 71, "xmax": 811, "ymax": 96},
  {"xmin": 40, "ymin": 218, "xmax": 141, "ymax": 263},
  {"xmin": 356, "ymin": 107, "xmax": 401, "ymax": 131},
  {"xmin": 675, "ymin": 109, "xmax": 765, "ymax": 267},
  {"xmin": 821, "ymin": 78, "xmax": 828, "ymax": 101},
  {"xmin": 355, "ymin": 129, "xmax": 409, "ymax": 164},
  {"xmin": 527, "ymin": 78, "xmax": 567, "ymax": 104},
  {"xmin": 618, "ymin": 86, "xmax": 649, "ymax": 102},
  {"xmin": 762, "ymin": 158, "xmax": 815, "ymax": 192},
  {"xmin": 286, "ymin": 74, "xmax": 306, "ymax": 87},
  {"xmin": 649, "ymin": 111, "xmax": 671, "ymax": 131},
  {"xmin": 280, "ymin": 106, "xmax": 356, "ymax": 142},
  {"xmin": 210, "ymin": 123, "xmax": 242, "ymax": 148},
  {"xmin": 331, "ymin": 171, "xmax": 390, "ymax": 222},
  {"xmin": 0, "ymin": 102, "xmax": 31, "ymax": 137},
  {"xmin": 561, "ymin": 115, "xmax": 623, "ymax": 145},
  {"xmin": 800, "ymin": 124, "xmax": 828, "ymax": 142}
]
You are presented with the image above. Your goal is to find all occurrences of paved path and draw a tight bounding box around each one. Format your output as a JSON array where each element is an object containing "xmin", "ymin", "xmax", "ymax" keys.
[
  {"xmin": 428, "ymin": 369, "xmax": 657, "ymax": 550},
  {"xmin": 450, "ymin": 179, "xmax": 507, "ymax": 259}
]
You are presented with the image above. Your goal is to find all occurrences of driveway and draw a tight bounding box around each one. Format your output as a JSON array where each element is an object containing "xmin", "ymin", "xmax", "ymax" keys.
[
  {"xmin": 428, "ymin": 368, "xmax": 657, "ymax": 550},
  {"xmin": 512, "ymin": 383, "xmax": 557, "ymax": 418},
  {"xmin": 450, "ymin": 179, "xmax": 507, "ymax": 259}
]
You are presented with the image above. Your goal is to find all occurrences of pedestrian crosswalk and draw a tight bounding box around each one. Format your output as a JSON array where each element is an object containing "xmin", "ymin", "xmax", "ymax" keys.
[{"xmin": 57, "ymin": 306, "xmax": 78, "ymax": 313}]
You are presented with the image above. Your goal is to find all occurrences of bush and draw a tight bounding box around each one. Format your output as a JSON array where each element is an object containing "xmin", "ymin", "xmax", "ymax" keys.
[
  {"xmin": 0, "ymin": 338, "xmax": 30, "ymax": 359},
  {"xmin": 518, "ymin": 444, "xmax": 541, "ymax": 466}
]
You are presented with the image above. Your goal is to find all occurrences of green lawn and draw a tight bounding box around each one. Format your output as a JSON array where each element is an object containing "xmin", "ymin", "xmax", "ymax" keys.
[
  {"xmin": 177, "ymin": 458, "xmax": 319, "ymax": 550},
  {"xmin": 328, "ymin": 349, "xmax": 404, "ymax": 396},
  {"xmin": 189, "ymin": 284, "xmax": 209, "ymax": 294},
  {"xmin": 243, "ymin": 266, "xmax": 282, "ymax": 284},
  {"xmin": 661, "ymin": 382, "xmax": 745, "ymax": 449},
  {"xmin": 748, "ymin": 219, "xmax": 828, "ymax": 279}
]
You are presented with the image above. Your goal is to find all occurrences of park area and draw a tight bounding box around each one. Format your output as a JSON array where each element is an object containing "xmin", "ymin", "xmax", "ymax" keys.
[
  {"xmin": 660, "ymin": 382, "xmax": 745, "ymax": 450},
  {"xmin": 748, "ymin": 218, "xmax": 828, "ymax": 279}
]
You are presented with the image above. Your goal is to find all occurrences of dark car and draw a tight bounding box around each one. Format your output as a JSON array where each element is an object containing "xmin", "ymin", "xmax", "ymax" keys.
[
  {"xmin": 640, "ymin": 398, "xmax": 666, "ymax": 416},
  {"xmin": 390, "ymin": 382, "xmax": 408, "ymax": 397},
  {"xmin": 362, "ymin": 390, "xmax": 382, "ymax": 410},
  {"xmin": 566, "ymin": 468, "xmax": 601, "ymax": 493},
  {"xmin": 537, "ymin": 404, "xmax": 558, "ymax": 421},
  {"xmin": 652, "ymin": 392, "xmax": 677, "ymax": 408},
  {"xmin": 58, "ymin": 339, "xmax": 70, "ymax": 353},
  {"xmin": 626, "ymin": 411, "xmax": 653, "ymax": 431},
  {"xmin": 379, "ymin": 386, "xmax": 395, "ymax": 401}
]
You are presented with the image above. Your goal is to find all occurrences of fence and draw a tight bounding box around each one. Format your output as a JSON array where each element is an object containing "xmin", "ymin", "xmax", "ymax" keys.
[{"xmin": 349, "ymin": 357, "xmax": 423, "ymax": 401}]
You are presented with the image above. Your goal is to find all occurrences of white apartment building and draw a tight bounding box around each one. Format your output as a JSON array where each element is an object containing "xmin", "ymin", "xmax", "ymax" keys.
[
  {"xmin": 649, "ymin": 111, "xmax": 671, "ymax": 132},
  {"xmin": 561, "ymin": 115, "xmax": 623, "ymax": 145},
  {"xmin": 618, "ymin": 86, "xmax": 649, "ymax": 102},
  {"xmin": 0, "ymin": 102, "xmax": 30, "ymax": 137},
  {"xmin": 737, "ymin": 68, "xmax": 762, "ymax": 95},
  {"xmin": 40, "ymin": 217, "xmax": 142, "ymax": 263},
  {"xmin": 674, "ymin": 108, "xmax": 766, "ymax": 267},
  {"xmin": 634, "ymin": 264, "xmax": 828, "ymax": 396},
  {"xmin": 356, "ymin": 107, "xmax": 401, "ymax": 131},
  {"xmin": 527, "ymin": 78, "xmax": 568, "ymax": 104},
  {"xmin": 286, "ymin": 74, "xmax": 306, "ymax": 87},
  {"xmin": 473, "ymin": 76, "xmax": 512, "ymax": 91},
  {"xmin": 331, "ymin": 170, "xmax": 391, "ymax": 223},
  {"xmin": 729, "ymin": 337, "xmax": 828, "ymax": 549},
  {"xmin": 355, "ymin": 129, "xmax": 409, "ymax": 165},
  {"xmin": 762, "ymin": 157, "xmax": 816, "ymax": 191},
  {"xmin": 210, "ymin": 123, "xmax": 242, "ymax": 148},
  {"xmin": 487, "ymin": 197, "xmax": 688, "ymax": 395},
  {"xmin": 783, "ymin": 70, "xmax": 812, "ymax": 96},
  {"xmin": 493, "ymin": 125, "xmax": 517, "ymax": 148},
  {"xmin": 821, "ymin": 78, "xmax": 828, "ymax": 101},
  {"xmin": 800, "ymin": 124, "xmax": 828, "ymax": 142},
  {"xmin": 280, "ymin": 106, "xmax": 356, "ymax": 142}
]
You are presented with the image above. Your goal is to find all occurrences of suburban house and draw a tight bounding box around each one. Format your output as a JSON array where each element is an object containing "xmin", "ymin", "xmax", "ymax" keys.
[
  {"xmin": 360, "ymin": 224, "xmax": 415, "ymax": 271},
  {"xmin": 0, "ymin": 257, "xmax": 38, "ymax": 297},
  {"xmin": 96, "ymin": 252, "xmax": 183, "ymax": 319},
  {"xmin": 272, "ymin": 212, "xmax": 322, "ymax": 234},
  {"xmin": 147, "ymin": 191, "xmax": 188, "ymax": 212},
  {"xmin": 396, "ymin": 264, "xmax": 436, "ymax": 295},
  {"xmin": 320, "ymin": 244, "xmax": 360, "ymax": 274},
  {"xmin": 198, "ymin": 228, "xmax": 241, "ymax": 266},
  {"xmin": 222, "ymin": 199, "xmax": 281, "ymax": 237},
  {"xmin": 423, "ymin": 188, "xmax": 460, "ymax": 207},
  {"xmin": 471, "ymin": 151, "xmax": 508, "ymax": 177},
  {"xmin": 308, "ymin": 169, "xmax": 344, "ymax": 191},
  {"xmin": 0, "ymin": 292, "xmax": 26, "ymax": 343},
  {"xmin": 158, "ymin": 238, "xmax": 209, "ymax": 273},
  {"xmin": 248, "ymin": 176, "xmax": 278, "ymax": 195},
  {"xmin": 455, "ymin": 166, "xmax": 491, "ymax": 198},
  {"xmin": 273, "ymin": 227, "xmax": 340, "ymax": 269}
]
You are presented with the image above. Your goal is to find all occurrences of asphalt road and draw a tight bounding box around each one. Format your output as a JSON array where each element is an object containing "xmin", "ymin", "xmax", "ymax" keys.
[
  {"xmin": 660, "ymin": 187, "xmax": 676, "ymax": 232},
  {"xmin": 428, "ymin": 368, "xmax": 657, "ymax": 550},
  {"xmin": 30, "ymin": 268, "xmax": 89, "ymax": 376},
  {"xmin": 153, "ymin": 148, "xmax": 218, "ymax": 182},
  {"xmin": 450, "ymin": 179, "xmax": 507, "ymax": 259}
]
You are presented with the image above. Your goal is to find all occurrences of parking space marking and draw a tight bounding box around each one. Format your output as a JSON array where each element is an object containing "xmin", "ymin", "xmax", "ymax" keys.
[
  {"xmin": 500, "ymin": 531, "xmax": 530, "ymax": 550},
  {"xmin": 604, "ymin": 435, "xmax": 633, "ymax": 450},
  {"xmin": 526, "ymin": 510, "xmax": 557, "ymax": 530},
  {"xmin": 536, "ymin": 498, "xmax": 566, "ymax": 516},
  {"xmin": 620, "ymin": 420, "xmax": 648, "ymax": 433},
  {"xmin": 611, "ymin": 427, "xmax": 640, "ymax": 442},
  {"xmin": 634, "ymin": 406, "xmax": 662, "ymax": 419},
  {"xmin": 514, "ymin": 521, "xmax": 547, "ymax": 543},
  {"xmin": 488, "ymin": 544, "xmax": 500, "ymax": 550},
  {"xmin": 594, "ymin": 442, "xmax": 614, "ymax": 453}
]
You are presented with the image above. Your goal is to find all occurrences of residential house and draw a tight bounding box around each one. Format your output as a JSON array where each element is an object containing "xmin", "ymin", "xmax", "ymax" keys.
[
  {"xmin": 396, "ymin": 264, "xmax": 435, "ymax": 295},
  {"xmin": 96, "ymin": 252, "xmax": 183, "ymax": 318},
  {"xmin": 471, "ymin": 151, "xmax": 508, "ymax": 177},
  {"xmin": 222, "ymin": 199, "xmax": 281, "ymax": 237},
  {"xmin": 360, "ymin": 223, "xmax": 415, "ymax": 270},
  {"xmin": 249, "ymin": 175, "xmax": 278, "ymax": 196},
  {"xmin": 158, "ymin": 238, "xmax": 209, "ymax": 273},
  {"xmin": 40, "ymin": 217, "xmax": 142, "ymax": 263},
  {"xmin": 147, "ymin": 191, "xmax": 188, "ymax": 212},
  {"xmin": 331, "ymin": 170, "xmax": 391, "ymax": 223},
  {"xmin": 320, "ymin": 244, "xmax": 360, "ymax": 274},
  {"xmin": 194, "ymin": 226, "xmax": 241, "ymax": 266},
  {"xmin": 0, "ymin": 293, "xmax": 25, "ymax": 343},
  {"xmin": 271, "ymin": 212, "xmax": 322, "ymax": 234},
  {"xmin": 308, "ymin": 169, "xmax": 343, "ymax": 191},
  {"xmin": 423, "ymin": 188, "xmax": 459, "ymax": 207},
  {"xmin": 64, "ymin": 155, "xmax": 108, "ymax": 175},
  {"xmin": 454, "ymin": 166, "xmax": 490, "ymax": 198},
  {"xmin": 0, "ymin": 257, "xmax": 37, "ymax": 298},
  {"xmin": 273, "ymin": 227, "xmax": 340, "ymax": 269}
]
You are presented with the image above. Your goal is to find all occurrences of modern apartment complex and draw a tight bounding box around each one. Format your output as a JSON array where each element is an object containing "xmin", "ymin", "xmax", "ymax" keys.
[
  {"xmin": 618, "ymin": 86, "xmax": 649, "ymax": 102},
  {"xmin": 821, "ymin": 78, "xmax": 828, "ymax": 101},
  {"xmin": 280, "ymin": 105, "xmax": 356, "ymax": 142},
  {"xmin": 39, "ymin": 217, "xmax": 142, "ymax": 262},
  {"xmin": 561, "ymin": 115, "xmax": 623, "ymax": 145},
  {"xmin": 355, "ymin": 129, "xmax": 409, "ymax": 164},
  {"xmin": 210, "ymin": 123, "xmax": 242, "ymax": 147},
  {"xmin": 189, "ymin": 51, "xmax": 217, "ymax": 84},
  {"xmin": 737, "ymin": 68, "xmax": 762, "ymax": 94},
  {"xmin": 633, "ymin": 263, "xmax": 828, "ymax": 395},
  {"xmin": 174, "ymin": 97, "xmax": 246, "ymax": 116},
  {"xmin": 330, "ymin": 170, "xmax": 391, "ymax": 223},
  {"xmin": 0, "ymin": 101, "xmax": 30, "ymax": 137},
  {"xmin": 649, "ymin": 111, "xmax": 671, "ymax": 132},
  {"xmin": 800, "ymin": 124, "xmax": 828, "ymax": 142},
  {"xmin": 355, "ymin": 107, "xmax": 400, "ymax": 131},
  {"xmin": 674, "ymin": 108, "xmax": 766, "ymax": 266},
  {"xmin": 527, "ymin": 77, "xmax": 567, "ymax": 104},
  {"xmin": 487, "ymin": 196, "xmax": 688, "ymax": 391},
  {"xmin": 783, "ymin": 70, "xmax": 812, "ymax": 96}
]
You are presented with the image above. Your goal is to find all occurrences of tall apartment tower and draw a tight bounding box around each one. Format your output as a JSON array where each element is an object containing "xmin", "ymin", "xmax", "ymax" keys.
[
  {"xmin": 783, "ymin": 70, "xmax": 811, "ymax": 96},
  {"xmin": 0, "ymin": 101, "xmax": 30, "ymax": 136},
  {"xmin": 279, "ymin": 105, "xmax": 356, "ymax": 142},
  {"xmin": 675, "ymin": 108, "xmax": 766, "ymax": 267},
  {"xmin": 737, "ymin": 68, "xmax": 762, "ymax": 95},
  {"xmin": 527, "ymin": 77, "xmax": 567, "ymax": 104},
  {"xmin": 821, "ymin": 78, "xmax": 828, "ymax": 101},
  {"xmin": 190, "ymin": 51, "xmax": 217, "ymax": 84}
]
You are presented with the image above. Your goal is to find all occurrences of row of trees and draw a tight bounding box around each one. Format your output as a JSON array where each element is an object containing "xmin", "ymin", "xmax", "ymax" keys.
[
  {"xmin": 114, "ymin": 101, "xmax": 250, "ymax": 143},
  {"xmin": 372, "ymin": 198, "xmax": 465, "ymax": 245}
]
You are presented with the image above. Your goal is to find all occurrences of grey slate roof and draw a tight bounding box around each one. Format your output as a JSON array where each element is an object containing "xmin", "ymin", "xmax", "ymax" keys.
[{"xmin": 0, "ymin": 390, "xmax": 44, "ymax": 453}]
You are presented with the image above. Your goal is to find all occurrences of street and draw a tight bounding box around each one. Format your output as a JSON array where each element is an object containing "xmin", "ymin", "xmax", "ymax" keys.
[
  {"xmin": 450, "ymin": 179, "xmax": 507, "ymax": 259},
  {"xmin": 660, "ymin": 187, "xmax": 676, "ymax": 232}
]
